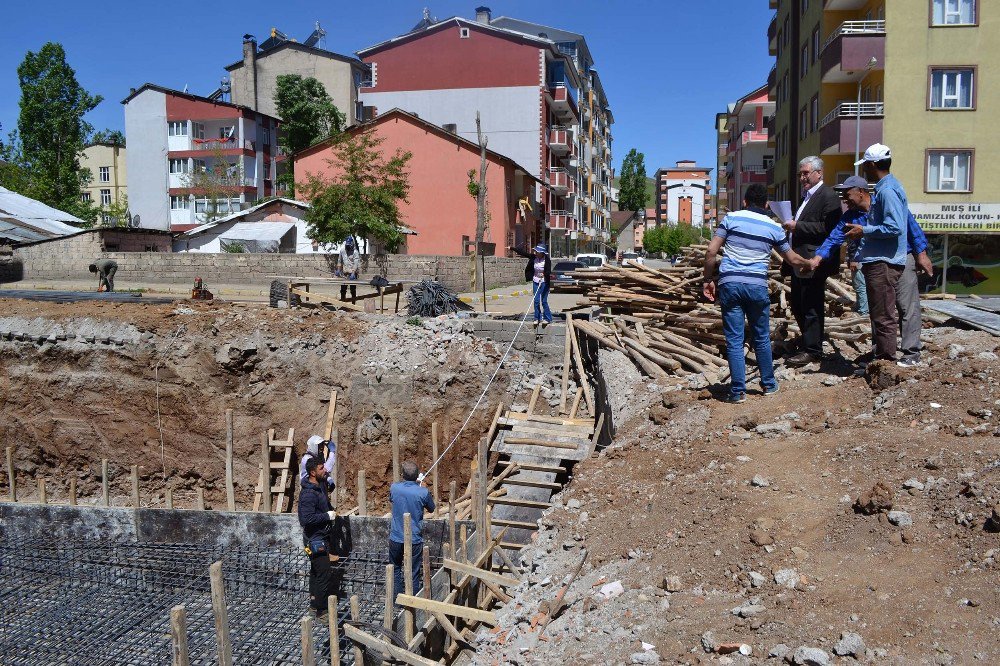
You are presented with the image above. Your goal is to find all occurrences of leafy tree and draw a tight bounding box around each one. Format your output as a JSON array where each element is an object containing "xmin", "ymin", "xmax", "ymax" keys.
[
  {"xmin": 90, "ymin": 129, "xmax": 125, "ymax": 146},
  {"xmin": 102, "ymin": 194, "xmax": 130, "ymax": 227},
  {"xmin": 274, "ymin": 75, "xmax": 346, "ymax": 196},
  {"xmin": 300, "ymin": 130, "xmax": 411, "ymax": 252},
  {"xmin": 3, "ymin": 43, "xmax": 101, "ymax": 223},
  {"xmin": 618, "ymin": 148, "xmax": 649, "ymax": 213},
  {"xmin": 182, "ymin": 146, "xmax": 245, "ymax": 223}
]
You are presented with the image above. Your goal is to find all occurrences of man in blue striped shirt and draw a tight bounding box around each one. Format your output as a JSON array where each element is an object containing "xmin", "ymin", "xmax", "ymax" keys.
[{"xmin": 703, "ymin": 184, "xmax": 812, "ymax": 403}]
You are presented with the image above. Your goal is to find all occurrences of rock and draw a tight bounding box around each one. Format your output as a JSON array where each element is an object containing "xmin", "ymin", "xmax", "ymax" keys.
[
  {"xmin": 750, "ymin": 528, "xmax": 774, "ymax": 546},
  {"xmin": 755, "ymin": 421, "xmax": 792, "ymax": 437},
  {"xmin": 865, "ymin": 359, "xmax": 905, "ymax": 391},
  {"xmin": 700, "ymin": 631, "xmax": 717, "ymax": 653},
  {"xmin": 822, "ymin": 376, "xmax": 843, "ymax": 386},
  {"xmin": 903, "ymin": 478, "xmax": 925, "ymax": 491},
  {"xmin": 791, "ymin": 546, "xmax": 810, "ymax": 560},
  {"xmin": 630, "ymin": 652, "xmax": 661, "ymax": 664},
  {"xmin": 947, "ymin": 343, "xmax": 965, "ymax": 360},
  {"xmin": 854, "ymin": 480, "xmax": 894, "ymax": 515},
  {"xmin": 792, "ymin": 646, "xmax": 831, "ymax": 665},
  {"xmin": 887, "ymin": 511, "xmax": 913, "ymax": 527},
  {"xmin": 598, "ymin": 580, "xmax": 624, "ymax": 599},
  {"xmin": 732, "ymin": 603, "xmax": 766, "ymax": 618},
  {"xmin": 986, "ymin": 505, "xmax": 1000, "ymax": 532},
  {"xmin": 976, "ymin": 351, "xmax": 999, "ymax": 361},
  {"xmin": 748, "ymin": 571, "xmax": 767, "ymax": 588},
  {"xmin": 661, "ymin": 575, "xmax": 683, "ymax": 592},
  {"xmin": 566, "ymin": 498, "xmax": 582, "ymax": 509},
  {"xmin": 751, "ymin": 475, "xmax": 770, "ymax": 488},
  {"xmin": 833, "ymin": 632, "xmax": 866, "ymax": 657},
  {"xmin": 769, "ymin": 644, "xmax": 790, "ymax": 659},
  {"xmin": 774, "ymin": 568, "xmax": 799, "ymax": 589}
]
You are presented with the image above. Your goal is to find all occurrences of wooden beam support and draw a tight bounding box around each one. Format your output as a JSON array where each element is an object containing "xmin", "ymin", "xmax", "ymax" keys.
[
  {"xmin": 391, "ymin": 416, "xmax": 400, "ymax": 484},
  {"xmin": 101, "ymin": 458, "xmax": 109, "ymax": 506},
  {"xmin": 225, "ymin": 409, "xmax": 235, "ymax": 511},
  {"xmin": 488, "ymin": 496, "xmax": 552, "ymax": 510},
  {"xmin": 328, "ymin": 595, "xmax": 340, "ymax": 666},
  {"xmin": 357, "ymin": 469, "xmax": 366, "ymax": 516},
  {"xmin": 560, "ymin": 318, "xmax": 572, "ymax": 414},
  {"xmin": 349, "ymin": 595, "xmax": 364, "ymax": 666},
  {"xmin": 170, "ymin": 605, "xmax": 190, "ymax": 666},
  {"xmin": 5, "ymin": 447, "xmax": 15, "ymax": 502},
  {"xmin": 300, "ymin": 615, "xmax": 316, "ymax": 666},
  {"xmin": 209, "ymin": 561, "xmax": 233, "ymax": 666},
  {"xmin": 442, "ymin": 558, "xmax": 519, "ymax": 588},
  {"xmin": 395, "ymin": 595, "xmax": 497, "ymax": 627},
  {"xmin": 342, "ymin": 624, "xmax": 438, "ymax": 666}
]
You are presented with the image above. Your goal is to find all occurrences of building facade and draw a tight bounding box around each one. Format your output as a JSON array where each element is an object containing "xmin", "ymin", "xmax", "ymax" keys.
[
  {"xmin": 768, "ymin": 0, "xmax": 999, "ymax": 294},
  {"xmin": 721, "ymin": 86, "xmax": 773, "ymax": 212},
  {"xmin": 714, "ymin": 111, "xmax": 731, "ymax": 218},
  {"xmin": 80, "ymin": 143, "xmax": 127, "ymax": 224},
  {"xmin": 357, "ymin": 7, "xmax": 614, "ymax": 258},
  {"xmin": 653, "ymin": 161, "xmax": 713, "ymax": 227},
  {"xmin": 226, "ymin": 35, "xmax": 371, "ymax": 124},
  {"xmin": 123, "ymin": 84, "xmax": 281, "ymax": 232},
  {"xmin": 294, "ymin": 109, "xmax": 540, "ymax": 257}
]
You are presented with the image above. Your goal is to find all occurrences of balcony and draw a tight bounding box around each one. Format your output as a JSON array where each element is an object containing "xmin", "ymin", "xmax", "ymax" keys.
[
  {"xmin": 547, "ymin": 82, "xmax": 580, "ymax": 120},
  {"xmin": 548, "ymin": 127, "xmax": 573, "ymax": 154},
  {"xmin": 549, "ymin": 210, "xmax": 577, "ymax": 230},
  {"xmin": 191, "ymin": 138, "xmax": 255, "ymax": 152},
  {"xmin": 821, "ymin": 21, "xmax": 885, "ymax": 83},
  {"xmin": 819, "ymin": 102, "xmax": 884, "ymax": 155},
  {"xmin": 768, "ymin": 13, "xmax": 778, "ymax": 56},
  {"xmin": 740, "ymin": 164, "xmax": 769, "ymax": 184},
  {"xmin": 548, "ymin": 167, "xmax": 572, "ymax": 194},
  {"xmin": 718, "ymin": 141, "xmax": 729, "ymax": 156},
  {"xmin": 734, "ymin": 126, "xmax": 768, "ymax": 147},
  {"xmin": 825, "ymin": 0, "xmax": 867, "ymax": 9},
  {"xmin": 767, "ymin": 65, "xmax": 777, "ymax": 100}
]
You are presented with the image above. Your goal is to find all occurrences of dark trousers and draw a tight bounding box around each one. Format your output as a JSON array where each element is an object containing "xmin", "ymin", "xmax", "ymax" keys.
[
  {"xmin": 389, "ymin": 540, "xmax": 423, "ymax": 602},
  {"xmin": 308, "ymin": 550, "xmax": 333, "ymax": 613},
  {"xmin": 789, "ymin": 272, "xmax": 827, "ymax": 356},
  {"xmin": 340, "ymin": 284, "xmax": 357, "ymax": 302},
  {"xmin": 862, "ymin": 261, "xmax": 904, "ymax": 360}
]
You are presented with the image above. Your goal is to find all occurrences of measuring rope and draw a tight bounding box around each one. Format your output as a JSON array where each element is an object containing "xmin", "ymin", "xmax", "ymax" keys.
[{"xmin": 418, "ymin": 284, "xmax": 545, "ymax": 482}]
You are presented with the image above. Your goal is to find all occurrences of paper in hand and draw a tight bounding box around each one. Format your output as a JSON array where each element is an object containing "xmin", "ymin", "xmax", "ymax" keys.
[{"xmin": 768, "ymin": 200, "xmax": 793, "ymax": 222}]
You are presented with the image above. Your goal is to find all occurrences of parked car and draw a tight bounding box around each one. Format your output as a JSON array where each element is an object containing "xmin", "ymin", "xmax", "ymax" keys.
[
  {"xmin": 551, "ymin": 260, "xmax": 586, "ymax": 292},
  {"xmin": 574, "ymin": 253, "xmax": 607, "ymax": 269},
  {"xmin": 620, "ymin": 252, "xmax": 644, "ymax": 265}
]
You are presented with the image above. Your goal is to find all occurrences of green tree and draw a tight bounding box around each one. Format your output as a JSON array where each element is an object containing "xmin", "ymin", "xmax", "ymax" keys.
[
  {"xmin": 102, "ymin": 194, "xmax": 130, "ymax": 227},
  {"xmin": 618, "ymin": 148, "xmax": 649, "ymax": 213},
  {"xmin": 182, "ymin": 146, "xmax": 245, "ymax": 223},
  {"xmin": 301, "ymin": 130, "xmax": 412, "ymax": 252},
  {"xmin": 274, "ymin": 75, "xmax": 346, "ymax": 196},
  {"xmin": 3, "ymin": 43, "xmax": 101, "ymax": 223},
  {"xmin": 90, "ymin": 129, "xmax": 125, "ymax": 146}
]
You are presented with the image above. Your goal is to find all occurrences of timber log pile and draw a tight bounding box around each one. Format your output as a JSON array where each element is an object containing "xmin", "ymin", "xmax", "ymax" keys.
[{"xmin": 570, "ymin": 244, "xmax": 872, "ymax": 379}]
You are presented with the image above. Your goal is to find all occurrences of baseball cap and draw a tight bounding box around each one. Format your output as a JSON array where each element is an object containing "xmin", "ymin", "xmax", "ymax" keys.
[
  {"xmin": 854, "ymin": 143, "xmax": 891, "ymax": 166},
  {"xmin": 834, "ymin": 175, "xmax": 869, "ymax": 191}
]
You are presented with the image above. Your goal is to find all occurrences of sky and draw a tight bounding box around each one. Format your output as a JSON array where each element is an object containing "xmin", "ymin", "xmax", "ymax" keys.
[{"xmin": 0, "ymin": 0, "xmax": 773, "ymax": 181}]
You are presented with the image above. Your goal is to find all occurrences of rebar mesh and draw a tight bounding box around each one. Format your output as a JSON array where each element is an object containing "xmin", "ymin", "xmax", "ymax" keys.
[{"xmin": 0, "ymin": 538, "xmax": 438, "ymax": 665}]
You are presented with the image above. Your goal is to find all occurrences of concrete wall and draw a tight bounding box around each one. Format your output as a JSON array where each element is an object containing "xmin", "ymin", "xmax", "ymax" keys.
[
  {"xmin": 124, "ymin": 88, "xmax": 170, "ymax": 231},
  {"xmin": 10, "ymin": 245, "xmax": 526, "ymax": 292}
]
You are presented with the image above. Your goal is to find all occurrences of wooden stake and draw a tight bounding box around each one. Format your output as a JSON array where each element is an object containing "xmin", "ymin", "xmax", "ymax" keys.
[
  {"xmin": 209, "ymin": 561, "xmax": 233, "ymax": 666},
  {"xmin": 567, "ymin": 320, "xmax": 594, "ymax": 415},
  {"xmin": 560, "ymin": 318, "xmax": 572, "ymax": 413},
  {"xmin": 260, "ymin": 431, "xmax": 272, "ymax": 513},
  {"xmin": 342, "ymin": 624, "xmax": 438, "ymax": 666},
  {"xmin": 301, "ymin": 615, "xmax": 316, "ymax": 666},
  {"xmin": 166, "ymin": 487, "xmax": 174, "ymax": 509},
  {"xmin": 448, "ymin": 480, "xmax": 457, "ymax": 562},
  {"xmin": 38, "ymin": 478, "xmax": 47, "ymax": 505},
  {"xmin": 225, "ymin": 409, "xmax": 235, "ymax": 511},
  {"xmin": 69, "ymin": 478, "xmax": 77, "ymax": 506},
  {"xmin": 328, "ymin": 595, "xmax": 340, "ymax": 666},
  {"xmin": 391, "ymin": 416, "xmax": 400, "ymax": 483},
  {"xmin": 422, "ymin": 545, "xmax": 431, "ymax": 599},
  {"xmin": 324, "ymin": 391, "xmax": 338, "ymax": 509},
  {"xmin": 131, "ymin": 465, "xmax": 140, "ymax": 508},
  {"xmin": 5, "ymin": 447, "xmax": 14, "ymax": 502},
  {"xmin": 196, "ymin": 487, "xmax": 205, "ymax": 511},
  {"xmin": 431, "ymin": 422, "xmax": 440, "ymax": 515},
  {"xmin": 403, "ymin": 513, "xmax": 414, "ymax": 642},
  {"xmin": 170, "ymin": 605, "xmax": 190, "ymax": 666},
  {"xmin": 460, "ymin": 525, "xmax": 468, "ymax": 564},
  {"xmin": 350, "ymin": 595, "xmax": 363, "ymax": 666},
  {"xmin": 384, "ymin": 564, "xmax": 394, "ymax": 630},
  {"xmin": 101, "ymin": 458, "xmax": 109, "ymax": 506},
  {"xmin": 526, "ymin": 385, "xmax": 541, "ymax": 415},
  {"xmin": 395, "ymin": 594, "xmax": 497, "ymax": 626},
  {"xmin": 357, "ymin": 469, "xmax": 367, "ymax": 516}
]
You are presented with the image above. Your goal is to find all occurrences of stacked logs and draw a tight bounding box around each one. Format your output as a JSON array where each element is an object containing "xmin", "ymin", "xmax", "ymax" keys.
[{"xmin": 570, "ymin": 244, "xmax": 872, "ymax": 378}]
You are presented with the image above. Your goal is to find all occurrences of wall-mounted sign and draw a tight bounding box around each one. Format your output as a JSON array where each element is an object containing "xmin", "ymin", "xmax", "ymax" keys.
[{"xmin": 911, "ymin": 203, "xmax": 1000, "ymax": 233}]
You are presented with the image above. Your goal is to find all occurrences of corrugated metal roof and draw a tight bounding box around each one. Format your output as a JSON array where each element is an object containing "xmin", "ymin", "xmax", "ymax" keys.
[
  {"xmin": 181, "ymin": 198, "xmax": 310, "ymax": 237},
  {"xmin": 0, "ymin": 186, "xmax": 84, "ymax": 236},
  {"xmin": 219, "ymin": 221, "xmax": 296, "ymax": 243}
]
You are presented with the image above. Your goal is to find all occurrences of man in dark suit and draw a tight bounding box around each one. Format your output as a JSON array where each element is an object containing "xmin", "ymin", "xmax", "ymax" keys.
[{"xmin": 783, "ymin": 156, "xmax": 843, "ymax": 365}]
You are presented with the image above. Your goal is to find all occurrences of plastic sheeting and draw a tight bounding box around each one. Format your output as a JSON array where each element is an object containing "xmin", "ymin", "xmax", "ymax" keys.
[
  {"xmin": 218, "ymin": 221, "xmax": 295, "ymax": 253},
  {"xmin": 0, "ymin": 186, "xmax": 83, "ymax": 236}
]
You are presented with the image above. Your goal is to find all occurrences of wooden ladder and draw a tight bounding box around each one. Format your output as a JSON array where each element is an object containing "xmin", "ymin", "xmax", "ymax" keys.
[{"xmin": 253, "ymin": 428, "xmax": 295, "ymax": 512}]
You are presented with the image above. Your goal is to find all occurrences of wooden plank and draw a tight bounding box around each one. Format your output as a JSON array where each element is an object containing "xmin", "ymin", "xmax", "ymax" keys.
[
  {"xmin": 395, "ymin": 594, "xmax": 498, "ymax": 626},
  {"xmin": 431, "ymin": 422, "xmax": 440, "ymax": 515},
  {"xmin": 526, "ymin": 385, "xmax": 541, "ymax": 415},
  {"xmin": 301, "ymin": 616, "xmax": 315, "ymax": 666},
  {"xmin": 342, "ymin": 624, "xmax": 438, "ymax": 666},
  {"xmin": 101, "ymin": 458, "xmax": 109, "ymax": 506},
  {"xmin": 328, "ymin": 596, "xmax": 340, "ymax": 666},
  {"xmin": 383, "ymin": 565, "xmax": 394, "ymax": 630},
  {"xmin": 488, "ymin": 496, "xmax": 552, "ymax": 510},
  {"xmin": 209, "ymin": 562, "xmax": 233, "ymax": 666},
  {"xmin": 38, "ymin": 478, "xmax": 47, "ymax": 505},
  {"xmin": 6, "ymin": 447, "xmax": 15, "ymax": 502},
  {"xmin": 588, "ymin": 412, "xmax": 605, "ymax": 456},
  {"xmin": 560, "ymin": 318, "xmax": 572, "ymax": 414},
  {"xmin": 290, "ymin": 288, "xmax": 365, "ymax": 311},
  {"xmin": 499, "ymin": 541, "xmax": 526, "ymax": 551},
  {"xmin": 502, "ymin": 412, "xmax": 593, "ymax": 427},
  {"xmin": 505, "ymin": 422, "xmax": 594, "ymax": 438},
  {"xmin": 501, "ymin": 461, "xmax": 566, "ymax": 474},
  {"xmin": 225, "ymin": 410, "xmax": 235, "ymax": 511},
  {"xmin": 69, "ymin": 478, "xmax": 76, "ymax": 506},
  {"xmin": 131, "ymin": 465, "xmax": 139, "ymax": 508},
  {"xmin": 567, "ymin": 317, "xmax": 594, "ymax": 415},
  {"xmin": 503, "ymin": 437, "xmax": 587, "ymax": 450},
  {"xmin": 500, "ymin": 477, "xmax": 562, "ymax": 491},
  {"xmin": 357, "ymin": 469, "xmax": 367, "ymax": 516},
  {"xmin": 392, "ymin": 417, "xmax": 400, "ymax": 483},
  {"xmin": 570, "ymin": 387, "xmax": 584, "ymax": 418},
  {"xmin": 442, "ymin": 558, "xmax": 520, "ymax": 588},
  {"xmin": 403, "ymin": 513, "xmax": 414, "ymax": 642},
  {"xmin": 349, "ymin": 596, "xmax": 364, "ymax": 666},
  {"xmin": 483, "ymin": 517, "xmax": 538, "ymax": 531}
]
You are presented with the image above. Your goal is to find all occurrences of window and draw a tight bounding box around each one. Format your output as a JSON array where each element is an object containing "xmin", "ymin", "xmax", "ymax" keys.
[
  {"xmin": 192, "ymin": 122, "xmax": 205, "ymax": 140},
  {"xmin": 262, "ymin": 127, "xmax": 270, "ymax": 145},
  {"xmin": 168, "ymin": 121, "xmax": 187, "ymax": 136},
  {"xmin": 100, "ymin": 189, "xmax": 111, "ymax": 206},
  {"xmin": 799, "ymin": 106, "xmax": 808, "ymax": 140},
  {"xmin": 81, "ymin": 192, "xmax": 92, "ymax": 203},
  {"xmin": 219, "ymin": 126, "xmax": 235, "ymax": 140},
  {"xmin": 811, "ymin": 27, "xmax": 819, "ymax": 63},
  {"xmin": 168, "ymin": 158, "xmax": 188, "ymax": 174},
  {"xmin": 170, "ymin": 195, "xmax": 190, "ymax": 210},
  {"xmin": 99, "ymin": 166, "xmax": 110, "ymax": 183},
  {"xmin": 800, "ymin": 45, "xmax": 809, "ymax": 78},
  {"xmin": 777, "ymin": 29, "xmax": 783, "ymax": 58},
  {"xmin": 783, "ymin": 16, "xmax": 790, "ymax": 46},
  {"xmin": 782, "ymin": 72, "xmax": 789, "ymax": 103},
  {"xmin": 101, "ymin": 213, "xmax": 113, "ymax": 224},
  {"xmin": 459, "ymin": 27, "xmax": 470, "ymax": 38},
  {"xmin": 801, "ymin": 0, "xmax": 809, "ymax": 12},
  {"xmin": 263, "ymin": 161, "xmax": 270, "ymax": 180},
  {"xmin": 195, "ymin": 199, "xmax": 207, "ymax": 214},
  {"xmin": 810, "ymin": 96, "xmax": 819, "ymax": 132},
  {"xmin": 193, "ymin": 159, "xmax": 207, "ymax": 173},
  {"xmin": 932, "ymin": 0, "xmax": 976, "ymax": 25},
  {"xmin": 763, "ymin": 155, "xmax": 775, "ymax": 170},
  {"xmin": 927, "ymin": 150, "xmax": 972, "ymax": 191},
  {"xmin": 930, "ymin": 68, "xmax": 975, "ymax": 109}
]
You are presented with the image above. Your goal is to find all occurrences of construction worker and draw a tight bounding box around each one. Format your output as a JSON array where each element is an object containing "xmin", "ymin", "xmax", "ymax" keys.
[
  {"xmin": 298, "ymin": 457, "xmax": 337, "ymax": 618},
  {"xmin": 339, "ymin": 237, "xmax": 361, "ymax": 302},
  {"xmin": 389, "ymin": 460, "xmax": 435, "ymax": 602},
  {"xmin": 299, "ymin": 435, "xmax": 336, "ymax": 488},
  {"xmin": 89, "ymin": 258, "xmax": 118, "ymax": 292}
]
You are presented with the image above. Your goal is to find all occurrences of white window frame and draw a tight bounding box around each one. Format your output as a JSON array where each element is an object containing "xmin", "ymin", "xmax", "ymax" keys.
[
  {"xmin": 99, "ymin": 166, "xmax": 110, "ymax": 183},
  {"xmin": 192, "ymin": 122, "xmax": 205, "ymax": 140},
  {"xmin": 168, "ymin": 121, "xmax": 187, "ymax": 136},
  {"xmin": 930, "ymin": 68, "xmax": 974, "ymax": 109},
  {"xmin": 219, "ymin": 126, "xmax": 235, "ymax": 140},
  {"xmin": 459, "ymin": 27, "xmax": 470, "ymax": 38},
  {"xmin": 193, "ymin": 159, "xmax": 207, "ymax": 173},
  {"xmin": 927, "ymin": 150, "xmax": 972, "ymax": 192},
  {"xmin": 100, "ymin": 189, "xmax": 112, "ymax": 206},
  {"xmin": 168, "ymin": 158, "xmax": 188, "ymax": 175},
  {"xmin": 933, "ymin": 0, "xmax": 975, "ymax": 25},
  {"xmin": 170, "ymin": 195, "xmax": 190, "ymax": 210},
  {"xmin": 81, "ymin": 192, "xmax": 92, "ymax": 202}
]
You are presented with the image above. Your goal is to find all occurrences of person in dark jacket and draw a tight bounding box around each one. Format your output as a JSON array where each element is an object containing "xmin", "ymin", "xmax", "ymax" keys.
[
  {"xmin": 89, "ymin": 258, "xmax": 118, "ymax": 292},
  {"xmin": 510, "ymin": 243, "xmax": 552, "ymax": 328},
  {"xmin": 298, "ymin": 457, "xmax": 337, "ymax": 617},
  {"xmin": 782, "ymin": 156, "xmax": 843, "ymax": 365}
]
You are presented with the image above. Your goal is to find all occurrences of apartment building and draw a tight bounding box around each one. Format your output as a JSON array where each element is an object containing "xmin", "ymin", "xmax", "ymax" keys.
[
  {"xmin": 720, "ymin": 85, "xmax": 774, "ymax": 213},
  {"xmin": 653, "ymin": 161, "xmax": 712, "ymax": 227},
  {"xmin": 714, "ymin": 111, "xmax": 730, "ymax": 217},
  {"xmin": 80, "ymin": 142, "xmax": 127, "ymax": 224},
  {"xmin": 122, "ymin": 84, "xmax": 281, "ymax": 232},
  {"xmin": 768, "ymin": 0, "xmax": 999, "ymax": 294},
  {"xmin": 357, "ymin": 6, "xmax": 614, "ymax": 258}
]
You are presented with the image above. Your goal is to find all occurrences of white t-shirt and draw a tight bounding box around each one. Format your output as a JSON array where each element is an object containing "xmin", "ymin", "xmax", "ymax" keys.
[{"xmin": 533, "ymin": 259, "xmax": 545, "ymax": 283}]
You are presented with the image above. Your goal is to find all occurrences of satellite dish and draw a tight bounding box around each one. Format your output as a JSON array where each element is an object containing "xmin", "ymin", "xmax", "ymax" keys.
[{"xmin": 130, "ymin": 214, "xmax": 141, "ymax": 229}]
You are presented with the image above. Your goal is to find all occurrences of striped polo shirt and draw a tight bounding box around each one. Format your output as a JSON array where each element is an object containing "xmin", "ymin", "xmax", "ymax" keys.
[{"xmin": 714, "ymin": 207, "xmax": 790, "ymax": 287}]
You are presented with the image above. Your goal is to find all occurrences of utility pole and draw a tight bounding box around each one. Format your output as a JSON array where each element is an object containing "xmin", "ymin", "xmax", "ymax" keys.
[{"xmin": 475, "ymin": 112, "xmax": 489, "ymax": 311}]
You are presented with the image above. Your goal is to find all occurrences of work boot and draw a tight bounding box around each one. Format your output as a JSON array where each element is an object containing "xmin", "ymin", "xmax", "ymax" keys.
[{"xmin": 785, "ymin": 351, "xmax": 821, "ymax": 366}]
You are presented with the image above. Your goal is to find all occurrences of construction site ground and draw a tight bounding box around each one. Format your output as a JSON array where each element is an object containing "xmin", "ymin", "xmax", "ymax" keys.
[{"xmin": 473, "ymin": 328, "xmax": 1000, "ymax": 666}]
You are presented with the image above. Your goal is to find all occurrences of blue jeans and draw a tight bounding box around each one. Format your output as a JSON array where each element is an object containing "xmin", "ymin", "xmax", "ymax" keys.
[
  {"xmin": 852, "ymin": 269, "xmax": 869, "ymax": 315},
  {"xmin": 719, "ymin": 281, "xmax": 776, "ymax": 396},
  {"xmin": 532, "ymin": 281, "xmax": 552, "ymax": 323},
  {"xmin": 389, "ymin": 540, "xmax": 423, "ymax": 602}
]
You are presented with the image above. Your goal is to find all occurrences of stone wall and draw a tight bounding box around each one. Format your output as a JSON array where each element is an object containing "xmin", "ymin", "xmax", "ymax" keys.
[{"xmin": 10, "ymin": 239, "xmax": 527, "ymax": 293}]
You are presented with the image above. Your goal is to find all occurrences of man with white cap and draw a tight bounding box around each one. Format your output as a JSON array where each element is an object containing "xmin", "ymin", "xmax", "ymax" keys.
[
  {"xmin": 842, "ymin": 144, "xmax": 908, "ymax": 362},
  {"xmin": 300, "ymin": 435, "xmax": 336, "ymax": 489}
]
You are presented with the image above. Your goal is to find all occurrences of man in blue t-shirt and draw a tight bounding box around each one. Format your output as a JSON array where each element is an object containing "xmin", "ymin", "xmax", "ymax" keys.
[
  {"xmin": 388, "ymin": 460, "xmax": 435, "ymax": 602},
  {"xmin": 703, "ymin": 183, "xmax": 812, "ymax": 403}
]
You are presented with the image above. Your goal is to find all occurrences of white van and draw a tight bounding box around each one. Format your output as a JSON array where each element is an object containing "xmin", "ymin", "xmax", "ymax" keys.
[{"xmin": 575, "ymin": 253, "xmax": 607, "ymax": 269}]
